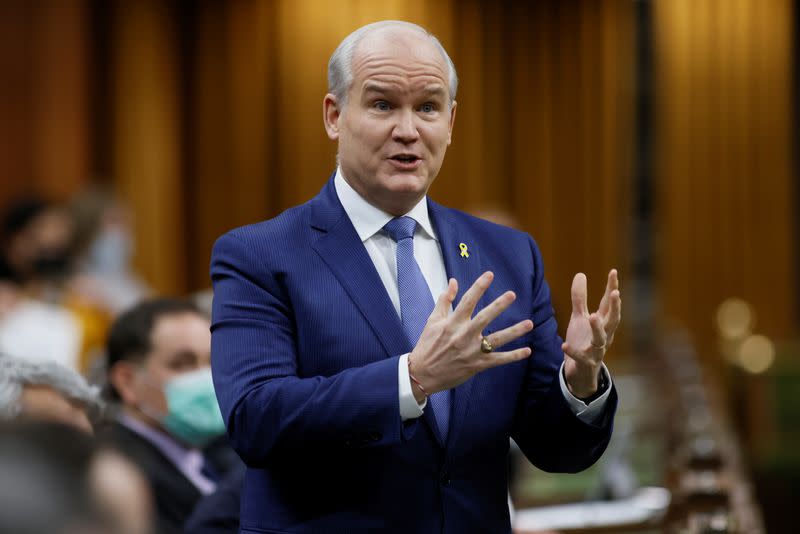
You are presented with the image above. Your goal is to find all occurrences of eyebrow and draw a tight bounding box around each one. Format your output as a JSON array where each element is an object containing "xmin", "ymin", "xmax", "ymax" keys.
[
  {"xmin": 421, "ymin": 86, "xmax": 447, "ymax": 98},
  {"xmin": 363, "ymin": 83, "xmax": 387, "ymax": 94},
  {"xmin": 362, "ymin": 83, "xmax": 447, "ymax": 99},
  {"xmin": 167, "ymin": 349, "xmax": 200, "ymax": 363}
]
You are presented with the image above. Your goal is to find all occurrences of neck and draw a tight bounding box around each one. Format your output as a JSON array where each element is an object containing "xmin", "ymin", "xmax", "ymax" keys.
[{"xmin": 123, "ymin": 404, "xmax": 167, "ymax": 435}]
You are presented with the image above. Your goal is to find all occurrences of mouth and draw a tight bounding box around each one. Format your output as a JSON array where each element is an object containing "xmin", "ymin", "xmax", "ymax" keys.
[
  {"xmin": 388, "ymin": 154, "xmax": 422, "ymax": 170},
  {"xmin": 389, "ymin": 154, "xmax": 421, "ymax": 163}
]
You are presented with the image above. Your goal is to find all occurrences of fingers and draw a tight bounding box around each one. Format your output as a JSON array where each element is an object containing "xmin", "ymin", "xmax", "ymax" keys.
[
  {"xmin": 432, "ymin": 278, "xmax": 458, "ymax": 319},
  {"xmin": 589, "ymin": 312, "xmax": 607, "ymax": 349},
  {"xmin": 483, "ymin": 347, "xmax": 532, "ymax": 369},
  {"xmin": 570, "ymin": 273, "xmax": 588, "ymax": 317},
  {"xmin": 453, "ymin": 271, "xmax": 494, "ymax": 321},
  {"xmin": 561, "ymin": 312, "xmax": 607, "ymax": 358},
  {"xmin": 484, "ymin": 319, "xmax": 534, "ymax": 349},
  {"xmin": 604, "ymin": 289, "xmax": 621, "ymax": 343},
  {"xmin": 598, "ymin": 269, "xmax": 619, "ymax": 316},
  {"xmin": 606, "ymin": 269, "xmax": 619, "ymax": 294},
  {"xmin": 471, "ymin": 290, "xmax": 517, "ymax": 331}
]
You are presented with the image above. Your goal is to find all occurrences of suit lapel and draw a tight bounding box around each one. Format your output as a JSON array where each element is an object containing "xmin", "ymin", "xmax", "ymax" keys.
[
  {"xmin": 428, "ymin": 201, "xmax": 484, "ymax": 452},
  {"xmin": 310, "ymin": 178, "xmax": 410, "ymax": 360},
  {"xmin": 309, "ymin": 181, "xmax": 489, "ymax": 449}
]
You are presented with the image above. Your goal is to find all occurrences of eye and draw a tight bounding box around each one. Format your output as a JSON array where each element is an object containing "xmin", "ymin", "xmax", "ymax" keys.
[
  {"xmin": 419, "ymin": 102, "xmax": 436, "ymax": 113},
  {"xmin": 167, "ymin": 351, "xmax": 199, "ymax": 371},
  {"xmin": 373, "ymin": 100, "xmax": 391, "ymax": 111}
]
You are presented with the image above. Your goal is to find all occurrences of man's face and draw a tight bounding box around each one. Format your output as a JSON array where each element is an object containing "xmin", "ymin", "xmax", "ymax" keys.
[
  {"xmin": 324, "ymin": 29, "xmax": 457, "ymax": 215},
  {"xmin": 131, "ymin": 312, "xmax": 211, "ymax": 421}
]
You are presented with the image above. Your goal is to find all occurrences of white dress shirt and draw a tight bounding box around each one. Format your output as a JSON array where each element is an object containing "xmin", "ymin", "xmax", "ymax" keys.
[{"xmin": 334, "ymin": 168, "xmax": 612, "ymax": 424}]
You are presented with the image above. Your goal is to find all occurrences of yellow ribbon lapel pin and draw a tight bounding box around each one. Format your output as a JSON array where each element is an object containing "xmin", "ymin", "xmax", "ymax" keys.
[{"xmin": 459, "ymin": 243, "xmax": 470, "ymax": 258}]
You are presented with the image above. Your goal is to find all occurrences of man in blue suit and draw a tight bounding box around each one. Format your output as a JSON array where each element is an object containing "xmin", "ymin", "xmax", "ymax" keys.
[{"xmin": 210, "ymin": 20, "xmax": 622, "ymax": 534}]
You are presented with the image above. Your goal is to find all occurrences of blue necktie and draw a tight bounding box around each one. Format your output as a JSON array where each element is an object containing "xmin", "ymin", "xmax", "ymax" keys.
[{"xmin": 384, "ymin": 216, "xmax": 450, "ymax": 441}]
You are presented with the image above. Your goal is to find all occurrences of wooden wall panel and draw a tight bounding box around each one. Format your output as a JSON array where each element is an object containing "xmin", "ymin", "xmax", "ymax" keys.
[
  {"xmin": 0, "ymin": 2, "xmax": 33, "ymax": 204},
  {"xmin": 189, "ymin": 0, "xmax": 275, "ymax": 290},
  {"xmin": 29, "ymin": 0, "xmax": 90, "ymax": 199},
  {"xmin": 0, "ymin": 0, "xmax": 89, "ymax": 207},
  {"xmin": 110, "ymin": 0, "xmax": 185, "ymax": 295},
  {"xmin": 653, "ymin": 0, "xmax": 795, "ymax": 360}
]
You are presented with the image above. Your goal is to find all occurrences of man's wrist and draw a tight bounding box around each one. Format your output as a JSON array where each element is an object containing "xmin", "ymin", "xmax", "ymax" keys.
[
  {"xmin": 398, "ymin": 354, "xmax": 426, "ymax": 420},
  {"xmin": 564, "ymin": 364, "xmax": 608, "ymax": 402},
  {"xmin": 407, "ymin": 356, "xmax": 428, "ymax": 404}
]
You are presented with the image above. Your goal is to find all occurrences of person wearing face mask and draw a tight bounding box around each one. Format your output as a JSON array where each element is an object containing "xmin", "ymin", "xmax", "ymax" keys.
[
  {"xmin": 68, "ymin": 187, "xmax": 151, "ymax": 316},
  {"xmin": 101, "ymin": 298, "xmax": 238, "ymax": 534},
  {"xmin": 0, "ymin": 199, "xmax": 83, "ymax": 369}
]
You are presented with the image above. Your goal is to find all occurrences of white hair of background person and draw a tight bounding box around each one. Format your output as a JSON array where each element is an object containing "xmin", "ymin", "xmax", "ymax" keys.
[
  {"xmin": 0, "ymin": 353, "xmax": 103, "ymax": 421},
  {"xmin": 327, "ymin": 20, "xmax": 459, "ymax": 107}
]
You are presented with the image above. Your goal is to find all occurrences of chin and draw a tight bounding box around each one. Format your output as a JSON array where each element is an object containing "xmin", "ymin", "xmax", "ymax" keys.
[{"xmin": 382, "ymin": 172, "xmax": 430, "ymax": 193}]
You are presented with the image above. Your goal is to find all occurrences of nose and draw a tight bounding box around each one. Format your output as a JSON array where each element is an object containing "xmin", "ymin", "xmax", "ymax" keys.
[{"xmin": 392, "ymin": 108, "xmax": 420, "ymax": 144}]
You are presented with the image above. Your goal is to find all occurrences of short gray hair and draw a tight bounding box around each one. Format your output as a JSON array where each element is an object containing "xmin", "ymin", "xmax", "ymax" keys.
[
  {"xmin": 0, "ymin": 354, "xmax": 102, "ymax": 421},
  {"xmin": 328, "ymin": 20, "xmax": 459, "ymax": 107}
]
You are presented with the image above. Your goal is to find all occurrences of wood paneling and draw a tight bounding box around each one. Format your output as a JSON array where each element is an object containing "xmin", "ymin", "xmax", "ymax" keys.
[
  {"xmin": 0, "ymin": 0, "xmax": 89, "ymax": 205},
  {"xmin": 653, "ymin": 0, "xmax": 795, "ymax": 360},
  {"xmin": 109, "ymin": 0, "xmax": 185, "ymax": 295},
  {"xmin": 188, "ymin": 0, "xmax": 275, "ymax": 290}
]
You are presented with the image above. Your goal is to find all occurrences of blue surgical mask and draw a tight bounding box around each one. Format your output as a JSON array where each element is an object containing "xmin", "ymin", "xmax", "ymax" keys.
[
  {"xmin": 160, "ymin": 368, "xmax": 226, "ymax": 447},
  {"xmin": 88, "ymin": 227, "xmax": 133, "ymax": 274}
]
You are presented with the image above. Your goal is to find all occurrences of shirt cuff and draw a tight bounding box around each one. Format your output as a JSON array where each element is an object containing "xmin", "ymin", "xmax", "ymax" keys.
[
  {"xmin": 398, "ymin": 353, "xmax": 426, "ymax": 420},
  {"xmin": 559, "ymin": 362, "xmax": 613, "ymax": 424}
]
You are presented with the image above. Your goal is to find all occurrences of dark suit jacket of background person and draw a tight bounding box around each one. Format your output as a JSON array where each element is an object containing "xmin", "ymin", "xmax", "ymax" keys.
[
  {"xmin": 101, "ymin": 422, "xmax": 234, "ymax": 534},
  {"xmin": 184, "ymin": 467, "xmax": 245, "ymax": 534},
  {"xmin": 210, "ymin": 175, "xmax": 618, "ymax": 534}
]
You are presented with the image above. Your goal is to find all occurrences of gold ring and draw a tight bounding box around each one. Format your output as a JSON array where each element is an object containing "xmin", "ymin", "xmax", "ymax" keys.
[{"xmin": 480, "ymin": 336, "xmax": 494, "ymax": 353}]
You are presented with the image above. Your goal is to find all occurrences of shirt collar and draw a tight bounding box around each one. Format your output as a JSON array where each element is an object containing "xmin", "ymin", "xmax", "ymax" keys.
[
  {"xmin": 334, "ymin": 167, "xmax": 437, "ymax": 242},
  {"xmin": 118, "ymin": 412, "xmax": 194, "ymax": 458}
]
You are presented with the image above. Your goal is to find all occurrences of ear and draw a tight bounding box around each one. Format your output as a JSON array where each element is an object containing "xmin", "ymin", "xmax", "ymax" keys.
[
  {"xmin": 108, "ymin": 361, "xmax": 140, "ymax": 406},
  {"xmin": 447, "ymin": 100, "xmax": 457, "ymax": 146},
  {"xmin": 323, "ymin": 93, "xmax": 343, "ymax": 140}
]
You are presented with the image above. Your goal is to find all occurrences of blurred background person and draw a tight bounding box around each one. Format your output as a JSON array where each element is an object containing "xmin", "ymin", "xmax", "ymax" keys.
[
  {"xmin": 0, "ymin": 420, "xmax": 154, "ymax": 534},
  {"xmin": 0, "ymin": 352, "xmax": 102, "ymax": 433},
  {"xmin": 67, "ymin": 185, "xmax": 150, "ymax": 316},
  {"xmin": 101, "ymin": 298, "xmax": 240, "ymax": 534},
  {"xmin": 89, "ymin": 442, "xmax": 156, "ymax": 534},
  {"xmin": 0, "ymin": 199, "xmax": 83, "ymax": 369},
  {"xmin": 0, "ymin": 198, "xmax": 75, "ymax": 295},
  {"xmin": 0, "ymin": 420, "xmax": 108, "ymax": 534}
]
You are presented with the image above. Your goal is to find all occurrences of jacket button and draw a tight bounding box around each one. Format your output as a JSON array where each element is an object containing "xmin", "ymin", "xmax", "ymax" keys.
[
  {"xmin": 440, "ymin": 472, "xmax": 450, "ymax": 486},
  {"xmin": 369, "ymin": 431, "xmax": 382, "ymax": 441}
]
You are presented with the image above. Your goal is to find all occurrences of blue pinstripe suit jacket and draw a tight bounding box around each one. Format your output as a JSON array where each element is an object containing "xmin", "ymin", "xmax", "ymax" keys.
[{"xmin": 210, "ymin": 175, "xmax": 617, "ymax": 534}]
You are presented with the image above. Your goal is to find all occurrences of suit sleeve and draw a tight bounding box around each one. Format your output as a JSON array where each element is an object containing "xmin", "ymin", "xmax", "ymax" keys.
[
  {"xmin": 210, "ymin": 231, "xmax": 414, "ymax": 466},
  {"xmin": 510, "ymin": 236, "xmax": 618, "ymax": 473}
]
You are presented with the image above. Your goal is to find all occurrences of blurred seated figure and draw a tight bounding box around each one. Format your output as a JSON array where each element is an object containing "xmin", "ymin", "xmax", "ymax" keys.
[
  {"xmin": 0, "ymin": 420, "xmax": 154, "ymax": 534},
  {"xmin": 0, "ymin": 199, "xmax": 83, "ymax": 368},
  {"xmin": 68, "ymin": 186, "xmax": 150, "ymax": 316},
  {"xmin": 89, "ymin": 441, "xmax": 156, "ymax": 534},
  {"xmin": 101, "ymin": 298, "xmax": 238, "ymax": 534},
  {"xmin": 0, "ymin": 276, "xmax": 82, "ymax": 368},
  {"xmin": 0, "ymin": 352, "xmax": 101, "ymax": 433},
  {"xmin": 0, "ymin": 197, "xmax": 76, "ymax": 292},
  {"xmin": 183, "ymin": 466, "xmax": 245, "ymax": 534}
]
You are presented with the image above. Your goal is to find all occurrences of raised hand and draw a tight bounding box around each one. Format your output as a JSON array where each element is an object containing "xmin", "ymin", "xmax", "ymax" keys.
[
  {"xmin": 408, "ymin": 272, "xmax": 534, "ymax": 400},
  {"xmin": 561, "ymin": 269, "xmax": 621, "ymax": 398}
]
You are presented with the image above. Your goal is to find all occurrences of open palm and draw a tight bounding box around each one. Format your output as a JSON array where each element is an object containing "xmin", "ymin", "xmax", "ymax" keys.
[{"xmin": 561, "ymin": 270, "xmax": 621, "ymax": 396}]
